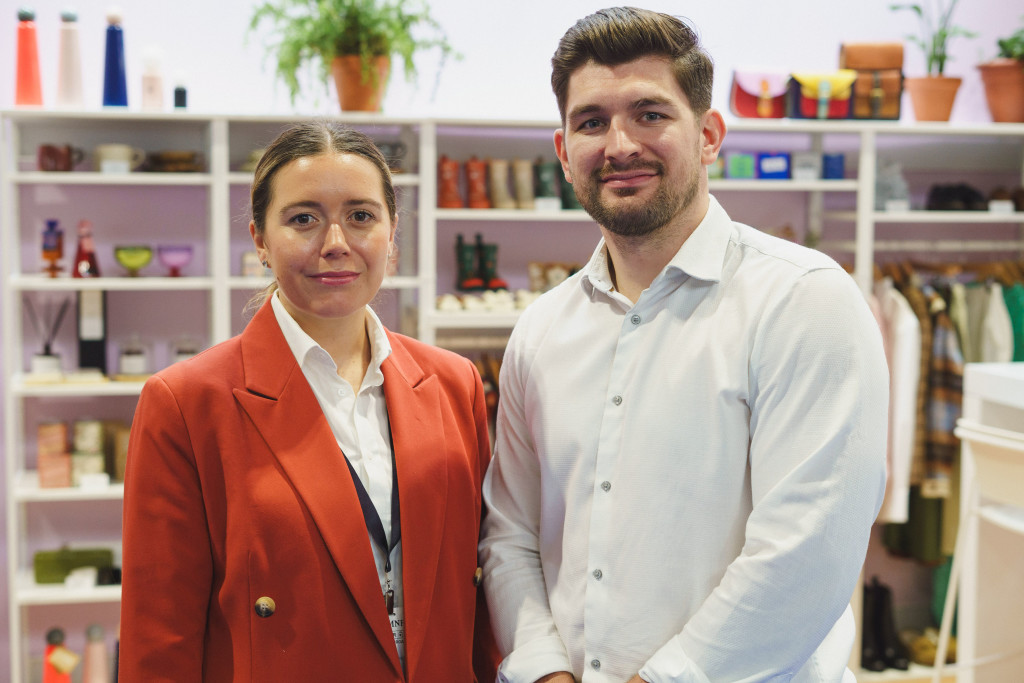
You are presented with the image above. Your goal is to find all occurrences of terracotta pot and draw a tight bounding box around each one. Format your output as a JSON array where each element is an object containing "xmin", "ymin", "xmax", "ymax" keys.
[
  {"xmin": 978, "ymin": 58, "xmax": 1024, "ymax": 123},
  {"xmin": 330, "ymin": 55, "xmax": 391, "ymax": 112},
  {"xmin": 905, "ymin": 75, "xmax": 962, "ymax": 121}
]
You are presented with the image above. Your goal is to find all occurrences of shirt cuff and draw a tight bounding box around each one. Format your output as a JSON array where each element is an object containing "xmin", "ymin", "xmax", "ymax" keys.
[
  {"xmin": 638, "ymin": 637, "xmax": 711, "ymax": 683},
  {"xmin": 496, "ymin": 635, "xmax": 573, "ymax": 683}
]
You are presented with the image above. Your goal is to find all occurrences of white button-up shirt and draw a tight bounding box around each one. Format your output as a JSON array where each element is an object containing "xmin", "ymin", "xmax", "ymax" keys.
[
  {"xmin": 480, "ymin": 196, "xmax": 888, "ymax": 683},
  {"xmin": 271, "ymin": 295, "xmax": 405, "ymax": 661}
]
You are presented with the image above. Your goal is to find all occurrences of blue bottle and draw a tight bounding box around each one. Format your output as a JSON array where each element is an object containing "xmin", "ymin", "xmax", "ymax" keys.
[{"xmin": 102, "ymin": 7, "xmax": 127, "ymax": 106}]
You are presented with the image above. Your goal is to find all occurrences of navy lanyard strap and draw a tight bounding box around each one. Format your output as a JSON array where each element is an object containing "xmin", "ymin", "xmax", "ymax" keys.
[{"xmin": 342, "ymin": 441, "xmax": 400, "ymax": 573}]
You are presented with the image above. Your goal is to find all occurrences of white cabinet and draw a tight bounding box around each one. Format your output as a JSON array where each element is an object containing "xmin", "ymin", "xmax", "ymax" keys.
[{"xmin": 952, "ymin": 363, "xmax": 1024, "ymax": 683}]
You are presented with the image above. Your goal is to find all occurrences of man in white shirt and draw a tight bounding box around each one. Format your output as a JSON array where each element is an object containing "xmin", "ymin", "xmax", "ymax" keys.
[{"xmin": 478, "ymin": 7, "xmax": 889, "ymax": 683}]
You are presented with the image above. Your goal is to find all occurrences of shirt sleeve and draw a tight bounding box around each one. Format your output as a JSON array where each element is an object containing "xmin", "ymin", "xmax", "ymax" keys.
[
  {"xmin": 120, "ymin": 375, "xmax": 212, "ymax": 681},
  {"xmin": 639, "ymin": 267, "xmax": 889, "ymax": 682},
  {"xmin": 479, "ymin": 315, "xmax": 574, "ymax": 682}
]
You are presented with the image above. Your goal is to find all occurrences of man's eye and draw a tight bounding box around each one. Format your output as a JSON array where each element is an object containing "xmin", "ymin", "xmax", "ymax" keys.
[
  {"xmin": 642, "ymin": 112, "xmax": 665, "ymax": 122},
  {"xmin": 579, "ymin": 118, "xmax": 603, "ymax": 130}
]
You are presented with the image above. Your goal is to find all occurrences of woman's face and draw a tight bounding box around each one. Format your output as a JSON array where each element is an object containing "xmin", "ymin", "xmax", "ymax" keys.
[{"xmin": 250, "ymin": 152, "xmax": 395, "ymax": 330}]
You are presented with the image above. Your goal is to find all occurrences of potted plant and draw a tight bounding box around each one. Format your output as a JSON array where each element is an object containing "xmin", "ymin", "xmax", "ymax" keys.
[
  {"xmin": 890, "ymin": 0, "xmax": 975, "ymax": 121},
  {"xmin": 978, "ymin": 24, "xmax": 1024, "ymax": 122},
  {"xmin": 249, "ymin": 0, "xmax": 457, "ymax": 112}
]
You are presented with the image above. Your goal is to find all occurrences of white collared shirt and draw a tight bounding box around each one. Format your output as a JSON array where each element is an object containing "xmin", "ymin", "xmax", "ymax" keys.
[
  {"xmin": 271, "ymin": 295, "xmax": 405, "ymax": 662},
  {"xmin": 480, "ymin": 196, "xmax": 888, "ymax": 683}
]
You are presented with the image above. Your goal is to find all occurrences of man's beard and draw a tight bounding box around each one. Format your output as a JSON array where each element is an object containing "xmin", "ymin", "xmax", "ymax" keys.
[{"xmin": 574, "ymin": 160, "xmax": 698, "ymax": 238}]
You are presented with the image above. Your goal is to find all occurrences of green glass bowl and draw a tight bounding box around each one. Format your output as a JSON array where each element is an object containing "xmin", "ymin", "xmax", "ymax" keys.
[{"xmin": 114, "ymin": 245, "xmax": 153, "ymax": 276}]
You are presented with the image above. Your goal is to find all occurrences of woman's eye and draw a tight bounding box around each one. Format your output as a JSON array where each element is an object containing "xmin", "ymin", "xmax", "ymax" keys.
[
  {"xmin": 290, "ymin": 213, "xmax": 316, "ymax": 226},
  {"xmin": 351, "ymin": 210, "xmax": 374, "ymax": 223}
]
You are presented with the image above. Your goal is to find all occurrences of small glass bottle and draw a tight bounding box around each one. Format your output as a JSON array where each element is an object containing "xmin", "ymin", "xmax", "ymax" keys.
[
  {"xmin": 141, "ymin": 46, "xmax": 163, "ymax": 111},
  {"xmin": 42, "ymin": 219, "xmax": 64, "ymax": 277},
  {"xmin": 73, "ymin": 220, "xmax": 101, "ymax": 278}
]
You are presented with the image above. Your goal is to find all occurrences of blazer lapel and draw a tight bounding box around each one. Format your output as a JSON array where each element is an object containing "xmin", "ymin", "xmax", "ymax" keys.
[
  {"xmin": 232, "ymin": 303, "xmax": 402, "ymax": 675},
  {"xmin": 383, "ymin": 334, "xmax": 449, "ymax": 681}
]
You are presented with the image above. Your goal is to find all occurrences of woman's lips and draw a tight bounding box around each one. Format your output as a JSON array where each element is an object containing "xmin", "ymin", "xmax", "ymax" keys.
[{"xmin": 312, "ymin": 271, "xmax": 359, "ymax": 285}]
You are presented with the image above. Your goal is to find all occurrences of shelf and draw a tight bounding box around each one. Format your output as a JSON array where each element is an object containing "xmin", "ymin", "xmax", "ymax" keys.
[
  {"xmin": 819, "ymin": 239, "xmax": 1024, "ymax": 253},
  {"xmin": 13, "ymin": 471, "xmax": 124, "ymax": 502},
  {"xmin": 12, "ymin": 171, "xmax": 212, "ymax": 186},
  {"xmin": 709, "ymin": 179, "xmax": 858, "ymax": 192},
  {"xmin": 426, "ymin": 311, "xmax": 522, "ymax": 329},
  {"xmin": 873, "ymin": 210, "xmax": 1024, "ymax": 224},
  {"xmin": 14, "ymin": 571, "xmax": 121, "ymax": 606},
  {"xmin": 11, "ymin": 275, "xmax": 215, "ymax": 291},
  {"xmin": 857, "ymin": 662, "xmax": 956, "ymax": 682},
  {"xmin": 226, "ymin": 275, "xmax": 422, "ymax": 290},
  {"xmin": 12, "ymin": 375, "xmax": 145, "ymax": 397},
  {"xmin": 436, "ymin": 208, "xmax": 594, "ymax": 222},
  {"xmin": 228, "ymin": 171, "xmax": 421, "ymax": 187}
]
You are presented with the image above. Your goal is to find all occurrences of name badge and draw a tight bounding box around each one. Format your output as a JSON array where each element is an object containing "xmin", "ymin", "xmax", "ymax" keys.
[{"xmin": 390, "ymin": 605, "xmax": 406, "ymax": 664}]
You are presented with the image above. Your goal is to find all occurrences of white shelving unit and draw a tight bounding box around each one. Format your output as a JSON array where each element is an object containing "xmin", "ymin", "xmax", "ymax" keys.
[
  {"xmin": 0, "ymin": 110, "xmax": 426, "ymax": 683},
  {"xmin": 3, "ymin": 112, "xmax": 1023, "ymax": 682}
]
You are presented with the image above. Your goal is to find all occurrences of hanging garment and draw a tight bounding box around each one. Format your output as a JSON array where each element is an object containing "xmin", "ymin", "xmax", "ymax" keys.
[{"xmin": 874, "ymin": 278, "xmax": 921, "ymax": 523}]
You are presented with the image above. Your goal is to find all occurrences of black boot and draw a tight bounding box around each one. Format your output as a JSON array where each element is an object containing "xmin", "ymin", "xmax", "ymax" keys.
[
  {"xmin": 861, "ymin": 579, "xmax": 888, "ymax": 671},
  {"xmin": 873, "ymin": 576, "xmax": 910, "ymax": 670}
]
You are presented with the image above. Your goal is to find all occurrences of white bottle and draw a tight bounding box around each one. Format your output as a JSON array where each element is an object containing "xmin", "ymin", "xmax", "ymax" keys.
[
  {"xmin": 56, "ymin": 9, "xmax": 84, "ymax": 107},
  {"xmin": 141, "ymin": 46, "xmax": 164, "ymax": 111}
]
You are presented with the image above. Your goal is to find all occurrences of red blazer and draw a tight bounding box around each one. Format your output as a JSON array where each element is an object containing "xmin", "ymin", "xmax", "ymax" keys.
[{"xmin": 120, "ymin": 301, "xmax": 500, "ymax": 682}]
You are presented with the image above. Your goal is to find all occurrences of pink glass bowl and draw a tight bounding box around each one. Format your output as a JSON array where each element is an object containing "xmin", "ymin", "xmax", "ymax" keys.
[{"xmin": 157, "ymin": 245, "xmax": 194, "ymax": 277}]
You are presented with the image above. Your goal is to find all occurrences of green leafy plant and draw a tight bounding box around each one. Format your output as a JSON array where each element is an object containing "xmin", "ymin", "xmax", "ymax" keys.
[
  {"xmin": 997, "ymin": 25, "xmax": 1024, "ymax": 61},
  {"xmin": 890, "ymin": 0, "xmax": 976, "ymax": 75},
  {"xmin": 249, "ymin": 0, "xmax": 457, "ymax": 104}
]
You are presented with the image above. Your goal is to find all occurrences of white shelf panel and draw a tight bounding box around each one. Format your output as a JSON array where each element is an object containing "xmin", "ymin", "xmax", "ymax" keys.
[
  {"xmin": 436, "ymin": 208, "xmax": 595, "ymax": 222},
  {"xmin": 228, "ymin": 171, "xmax": 420, "ymax": 187},
  {"xmin": 12, "ymin": 375, "xmax": 145, "ymax": 397},
  {"xmin": 819, "ymin": 240, "xmax": 1024, "ymax": 253},
  {"xmin": 12, "ymin": 171, "xmax": 212, "ymax": 186},
  {"xmin": 427, "ymin": 311, "xmax": 521, "ymax": 329},
  {"xmin": 227, "ymin": 275, "xmax": 421, "ymax": 290},
  {"xmin": 11, "ymin": 275, "xmax": 215, "ymax": 291},
  {"xmin": 13, "ymin": 471, "xmax": 124, "ymax": 502},
  {"xmin": 857, "ymin": 662, "xmax": 955, "ymax": 681},
  {"xmin": 710, "ymin": 179, "xmax": 858, "ymax": 192},
  {"xmin": 14, "ymin": 571, "xmax": 121, "ymax": 606},
  {"xmin": 873, "ymin": 210, "xmax": 1024, "ymax": 224}
]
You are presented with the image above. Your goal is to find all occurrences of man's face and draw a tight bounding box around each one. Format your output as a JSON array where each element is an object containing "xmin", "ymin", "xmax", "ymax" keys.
[{"xmin": 554, "ymin": 56, "xmax": 714, "ymax": 238}]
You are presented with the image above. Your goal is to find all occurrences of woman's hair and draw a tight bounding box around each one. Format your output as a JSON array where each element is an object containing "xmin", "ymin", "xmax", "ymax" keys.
[
  {"xmin": 550, "ymin": 7, "xmax": 714, "ymax": 123},
  {"xmin": 245, "ymin": 121, "xmax": 396, "ymax": 314}
]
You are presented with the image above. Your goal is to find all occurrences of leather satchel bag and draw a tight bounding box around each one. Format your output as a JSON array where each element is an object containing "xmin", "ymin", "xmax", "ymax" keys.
[
  {"xmin": 729, "ymin": 70, "xmax": 790, "ymax": 118},
  {"xmin": 839, "ymin": 43, "xmax": 904, "ymax": 120},
  {"xmin": 788, "ymin": 70, "xmax": 858, "ymax": 119}
]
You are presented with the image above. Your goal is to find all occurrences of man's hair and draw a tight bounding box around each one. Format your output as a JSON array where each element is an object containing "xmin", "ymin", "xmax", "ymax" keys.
[{"xmin": 551, "ymin": 6, "xmax": 714, "ymax": 124}]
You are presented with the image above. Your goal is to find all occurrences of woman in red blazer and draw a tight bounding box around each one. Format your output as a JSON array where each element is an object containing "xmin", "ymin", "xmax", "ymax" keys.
[{"xmin": 120, "ymin": 122, "xmax": 499, "ymax": 682}]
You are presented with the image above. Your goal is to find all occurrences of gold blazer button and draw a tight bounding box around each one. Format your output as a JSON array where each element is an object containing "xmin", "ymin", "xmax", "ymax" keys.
[
  {"xmin": 254, "ymin": 596, "xmax": 276, "ymax": 618},
  {"xmin": 473, "ymin": 567, "xmax": 483, "ymax": 587}
]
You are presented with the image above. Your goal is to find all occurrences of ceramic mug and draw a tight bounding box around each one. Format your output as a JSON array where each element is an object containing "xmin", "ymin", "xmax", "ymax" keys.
[
  {"xmin": 94, "ymin": 143, "xmax": 146, "ymax": 173},
  {"xmin": 37, "ymin": 144, "xmax": 85, "ymax": 172}
]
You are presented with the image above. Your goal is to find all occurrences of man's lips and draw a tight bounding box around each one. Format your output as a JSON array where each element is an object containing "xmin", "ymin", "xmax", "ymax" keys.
[{"xmin": 598, "ymin": 164, "xmax": 660, "ymax": 188}]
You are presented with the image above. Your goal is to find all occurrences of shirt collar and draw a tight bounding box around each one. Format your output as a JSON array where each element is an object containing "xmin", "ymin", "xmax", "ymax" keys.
[
  {"xmin": 270, "ymin": 292, "xmax": 392, "ymax": 389},
  {"xmin": 580, "ymin": 194, "xmax": 732, "ymax": 297}
]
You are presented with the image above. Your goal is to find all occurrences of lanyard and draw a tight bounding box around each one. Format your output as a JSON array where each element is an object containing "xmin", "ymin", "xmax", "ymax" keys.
[{"xmin": 342, "ymin": 437, "xmax": 401, "ymax": 614}]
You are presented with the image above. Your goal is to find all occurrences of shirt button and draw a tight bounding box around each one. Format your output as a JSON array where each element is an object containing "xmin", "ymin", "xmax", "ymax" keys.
[
  {"xmin": 593, "ymin": 569, "xmax": 603, "ymax": 580},
  {"xmin": 601, "ymin": 481, "xmax": 611, "ymax": 492},
  {"xmin": 591, "ymin": 659, "xmax": 601, "ymax": 670},
  {"xmin": 630, "ymin": 314, "xmax": 641, "ymax": 325},
  {"xmin": 612, "ymin": 395, "xmax": 622, "ymax": 406}
]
